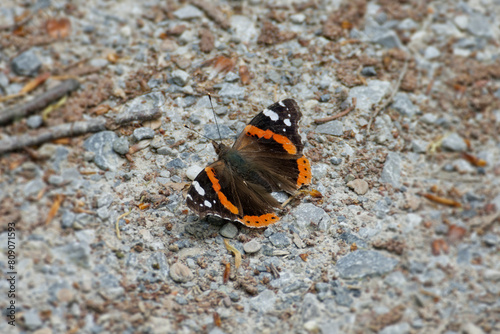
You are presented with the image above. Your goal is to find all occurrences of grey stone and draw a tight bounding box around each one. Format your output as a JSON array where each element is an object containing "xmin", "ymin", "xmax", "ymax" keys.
[
  {"xmin": 330, "ymin": 157, "xmax": 342, "ymax": 165},
  {"xmin": 166, "ymin": 158, "xmax": 186, "ymax": 169},
  {"xmin": 373, "ymin": 199, "xmax": 389, "ymax": 219},
  {"xmin": 224, "ymin": 72, "xmax": 239, "ymax": 82},
  {"xmin": 11, "ymin": 49, "xmax": 41, "ymax": 76},
  {"xmin": 337, "ymin": 250, "xmax": 398, "ymax": 279},
  {"xmin": 454, "ymin": 15, "xmax": 468, "ymax": 30},
  {"xmin": 361, "ymin": 66, "xmax": 377, "ymax": 77},
  {"xmin": 26, "ymin": 115, "xmax": 43, "ymax": 129},
  {"xmin": 23, "ymin": 179, "xmax": 45, "ymax": 197},
  {"xmin": 380, "ymin": 152, "xmax": 402, "ymax": 188},
  {"xmin": 420, "ymin": 113, "xmax": 438, "ymax": 124},
  {"xmin": 89, "ymin": 58, "xmax": 108, "ymax": 68},
  {"xmin": 243, "ymin": 240, "xmax": 262, "ymax": 254},
  {"xmin": 113, "ymin": 137, "xmax": 129, "ymax": 155},
  {"xmin": 347, "ymin": 80, "xmax": 391, "ymax": 113},
  {"xmin": 339, "ymin": 232, "xmax": 368, "ymax": 249},
  {"xmin": 169, "ymin": 262, "xmax": 193, "ymax": 283},
  {"xmin": 204, "ymin": 124, "xmax": 235, "ymax": 140},
  {"xmin": 23, "ymin": 308, "xmax": 42, "ymax": 330},
  {"xmin": 290, "ymin": 13, "xmax": 306, "ymax": 24},
  {"xmin": 441, "ymin": 133, "xmax": 467, "ymax": 152},
  {"xmin": 250, "ymin": 289, "xmax": 276, "ymax": 313},
  {"xmin": 220, "ymin": 223, "xmax": 238, "ymax": 239},
  {"xmin": 372, "ymin": 30, "xmax": 402, "ymax": 48},
  {"xmin": 292, "ymin": 203, "xmax": 329, "ymax": 229},
  {"xmin": 283, "ymin": 281, "xmax": 306, "ymax": 293},
  {"xmin": 269, "ymin": 232, "xmax": 291, "ymax": 248},
  {"xmin": 219, "ymin": 83, "xmax": 246, "ymax": 100},
  {"xmin": 133, "ymin": 127, "xmax": 155, "ymax": 141},
  {"xmin": 146, "ymin": 252, "xmax": 169, "ymax": 281},
  {"xmin": 391, "ymin": 93, "xmax": 419, "ymax": 117},
  {"xmin": 83, "ymin": 131, "xmax": 123, "ymax": 171},
  {"xmin": 385, "ymin": 271, "xmax": 407, "ymax": 287},
  {"xmin": 53, "ymin": 242, "xmax": 91, "ymax": 268},
  {"xmin": 412, "ymin": 139, "xmax": 428, "ymax": 153},
  {"xmin": 467, "ymin": 13, "xmax": 492, "ymax": 38},
  {"xmin": 424, "ymin": 46, "xmax": 440, "ymax": 59},
  {"xmin": 175, "ymin": 295, "xmax": 188, "ymax": 305},
  {"xmin": 121, "ymin": 92, "xmax": 166, "ymax": 121},
  {"xmin": 48, "ymin": 174, "xmax": 64, "ymax": 186},
  {"xmin": 61, "ymin": 210, "xmax": 76, "ymax": 228},
  {"xmin": 230, "ymin": 15, "xmax": 258, "ymax": 44},
  {"xmin": 379, "ymin": 322, "xmax": 410, "ymax": 334},
  {"xmin": 319, "ymin": 94, "xmax": 331, "ymax": 102},
  {"xmin": 301, "ymin": 293, "xmax": 320, "ymax": 321},
  {"xmin": 333, "ymin": 287, "xmax": 353, "ymax": 307},
  {"xmin": 316, "ymin": 120, "xmax": 343, "ymax": 136},
  {"xmin": 171, "ymin": 69, "xmax": 190, "ymax": 86},
  {"xmin": 173, "ymin": 5, "xmax": 203, "ymax": 20}
]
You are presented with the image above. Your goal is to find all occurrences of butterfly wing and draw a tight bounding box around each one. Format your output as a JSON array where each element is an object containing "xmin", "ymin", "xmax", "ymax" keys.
[
  {"xmin": 233, "ymin": 99, "xmax": 312, "ymax": 193},
  {"xmin": 186, "ymin": 160, "xmax": 281, "ymax": 228}
]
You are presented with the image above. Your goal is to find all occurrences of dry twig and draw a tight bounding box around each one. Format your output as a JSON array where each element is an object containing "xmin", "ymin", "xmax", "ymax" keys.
[
  {"xmin": 0, "ymin": 108, "xmax": 161, "ymax": 154},
  {"xmin": 314, "ymin": 97, "xmax": 357, "ymax": 124},
  {"xmin": 0, "ymin": 79, "xmax": 80, "ymax": 125}
]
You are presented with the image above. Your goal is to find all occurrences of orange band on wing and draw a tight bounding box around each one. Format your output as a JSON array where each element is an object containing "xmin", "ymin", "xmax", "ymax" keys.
[
  {"xmin": 297, "ymin": 156, "xmax": 312, "ymax": 187},
  {"xmin": 205, "ymin": 167, "xmax": 239, "ymax": 214},
  {"xmin": 240, "ymin": 213, "xmax": 279, "ymax": 228},
  {"xmin": 244, "ymin": 125, "xmax": 297, "ymax": 154}
]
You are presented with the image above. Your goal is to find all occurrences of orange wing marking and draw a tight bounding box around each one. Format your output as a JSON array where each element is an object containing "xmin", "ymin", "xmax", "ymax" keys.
[
  {"xmin": 244, "ymin": 125, "xmax": 297, "ymax": 154},
  {"xmin": 297, "ymin": 156, "xmax": 312, "ymax": 187},
  {"xmin": 205, "ymin": 167, "xmax": 239, "ymax": 214}
]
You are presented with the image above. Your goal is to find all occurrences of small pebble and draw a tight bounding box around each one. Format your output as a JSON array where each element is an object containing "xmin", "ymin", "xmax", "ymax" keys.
[
  {"xmin": 220, "ymin": 223, "xmax": 238, "ymax": 238},
  {"xmin": 243, "ymin": 240, "xmax": 262, "ymax": 254},
  {"xmin": 169, "ymin": 262, "xmax": 193, "ymax": 283},
  {"xmin": 347, "ymin": 179, "xmax": 369, "ymax": 195}
]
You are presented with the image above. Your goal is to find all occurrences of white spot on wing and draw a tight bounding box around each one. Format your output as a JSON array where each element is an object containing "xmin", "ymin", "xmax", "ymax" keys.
[
  {"xmin": 204, "ymin": 200, "xmax": 212, "ymax": 208},
  {"xmin": 284, "ymin": 118, "xmax": 291, "ymax": 126},
  {"xmin": 279, "ymin": 101, "xmax": 285, "ymax": 107},
  {"xmin": 186, "ymin": 194, "xmax": 193, "ymax": 201},
  {"xmin": 192, "ymin": 181, "xmax": 205, "ymax": 196},
  {"xmin": 263, "ymin": 108, "xmax": 279, "ymax": 121}
]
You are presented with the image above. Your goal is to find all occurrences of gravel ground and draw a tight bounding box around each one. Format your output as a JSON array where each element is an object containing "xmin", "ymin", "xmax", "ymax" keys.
[{"xmin": 1, "ymin": 0, "xmax": 500, "ymax": 333}]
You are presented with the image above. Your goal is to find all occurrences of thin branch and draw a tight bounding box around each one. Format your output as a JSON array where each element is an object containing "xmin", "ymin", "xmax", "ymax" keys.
[
  {"xmin": 0, "ymin": 108, "xmax": 162, "ymax": 155},
  {"xmin": 314, "ymin": 97, "xmax": 357, "ymax": 124},
  {"xmin": 366, "ymin": 59, "xmax": 408, "ymax": 135},
  {"xmin": 0, "ymin": 79, "xmax": 80, "ymax": 125}
]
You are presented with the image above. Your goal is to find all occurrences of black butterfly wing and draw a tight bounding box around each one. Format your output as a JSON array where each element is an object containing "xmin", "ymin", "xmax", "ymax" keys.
[
  {"xmin": 233, "ymin": 99, "xmax": 312, "ymax": 193},
  {"xmin": 186, "ymin": 160, "xmax": 281, "ymax": 228}
]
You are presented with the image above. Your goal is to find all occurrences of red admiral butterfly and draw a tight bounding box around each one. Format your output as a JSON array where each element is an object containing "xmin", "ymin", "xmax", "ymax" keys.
[{"xmin": 186, "ymin": 99, "xmax": 312, "ymax": 228}]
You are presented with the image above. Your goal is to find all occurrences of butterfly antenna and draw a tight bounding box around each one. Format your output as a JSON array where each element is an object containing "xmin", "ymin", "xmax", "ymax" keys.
[
  {"xmin": 184, "ymin": 124, "xmax": 212, "ymax": 142},
  {"xmin": 208, "ymin": 93, "xmax": 223, "ymax": 141}
]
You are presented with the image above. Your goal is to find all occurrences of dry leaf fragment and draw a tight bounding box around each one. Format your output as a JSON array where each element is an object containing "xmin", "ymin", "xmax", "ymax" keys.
[
  {"xmin": 431, "ymin": 239, "xmax": 449, "ymax": 256},
  {"xmin": 239, "ymin": 65, "xmax": 250, "ymax": 85},
  {"xmin": 223, "ymin": 263, "xmax": 230, "ymax": 284},
  {"xmin": 20, "ymin": 72, "xmax": 51, "ymax": 94},
  {"xmin": 299, "ymin": 253, "xmax": 309, "ymax": 262},
  {"xmin": 422, "ymin": 193, "xmax": 461, "ymax": 208},
  {"xmin": 461, "ymin": 152, "xmax": 487, "ymax": 167},
  {"xmin": 310, "ymin": 189, "xmax": 323, "ymax": 198},
  {"xmin": 46, "ymin": 194, "xmax": 64, "ymax": 225},
  {"xmin": 223, "ymin": 239, "xmax": 241, "ymax": 269},
  {"xmin": 447, "ymin": 225, "xmax": 466, "ymax": 242},
  {"xmin": 45, "ymin": 18, "xmax": 71, "ymax": 39},
  {"xmin": 213, "ymin": 312, "xmax": 221, "ymax": 327},
  {"xmin": 138, "ymin": 203, "xmax": 150, "ymax": 210}
]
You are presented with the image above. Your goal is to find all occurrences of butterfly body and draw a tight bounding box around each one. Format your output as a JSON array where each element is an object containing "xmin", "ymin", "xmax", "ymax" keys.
[{"xmin": 186, "ymin": 99, "xmax": 312, "ymax": 228}]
